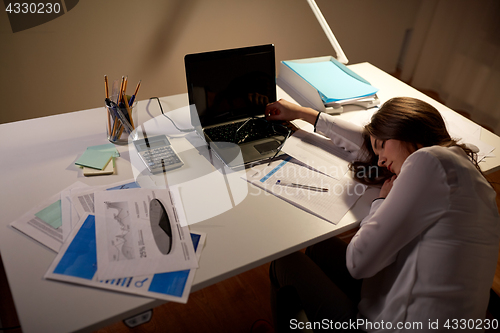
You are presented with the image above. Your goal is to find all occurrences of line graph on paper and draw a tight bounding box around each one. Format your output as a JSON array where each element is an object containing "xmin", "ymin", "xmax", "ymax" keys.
[{"xmin": 104, "ymin": 201, "xmax": 136, "ymax": 261}]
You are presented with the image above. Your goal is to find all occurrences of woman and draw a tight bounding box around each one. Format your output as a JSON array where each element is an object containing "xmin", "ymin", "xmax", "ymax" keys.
[{"xmin": 265, "ymin": 97, "xmax": 499, "ymax": 332}]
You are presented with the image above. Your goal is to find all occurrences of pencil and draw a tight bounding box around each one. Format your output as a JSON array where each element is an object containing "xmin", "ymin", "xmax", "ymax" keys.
[
  {"xmin": 133, "ymin": 80, "xmax": 141, "ymax": 96},
  {"xmin": 104, "ymin": 75, "xmax": 109, "ymax": 98},
  {"xmin": 122, "ymin": 92, "xmax": 135, "ymax": 129},
  {"xmin": 118, "ymin": 76, "xmax": 125, "ymax": 104},
  {"xmin": 128, "ymin": 80, "xmax": 141, "ymax": 106},
  {"xmin": 123, "ymin": 76, "xmax": 128, "ymax": 96}
]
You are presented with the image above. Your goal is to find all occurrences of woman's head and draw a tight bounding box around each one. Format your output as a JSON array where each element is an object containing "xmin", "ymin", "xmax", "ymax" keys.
[
  {"xmin": 365, "ymin": 97, "xmax": 452, "ymax": 149},
  {"xmin": 351, "ymin": 97, "xmax": 472, "ymax": 185}
]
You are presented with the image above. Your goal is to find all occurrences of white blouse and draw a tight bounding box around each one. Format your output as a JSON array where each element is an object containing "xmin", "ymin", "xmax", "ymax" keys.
[{"xmin": 316, "ymin": 112, "xmax": 500, "ymax": 332}]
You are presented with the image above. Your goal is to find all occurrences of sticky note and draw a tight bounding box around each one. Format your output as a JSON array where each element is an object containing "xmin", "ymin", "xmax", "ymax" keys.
[{"xmin": 75, "ymin": 143, "xmax": 119, "ymax": 170}]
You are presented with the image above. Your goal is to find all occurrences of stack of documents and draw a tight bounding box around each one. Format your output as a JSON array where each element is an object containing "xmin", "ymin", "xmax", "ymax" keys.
[
  {"xmin": 10, "ymin": 180, "xmax": 205, "ymax": 303},
  {"xmin": 75, "ymin": 143, "xmax": 119, "ymax": 176},
  {"xmin": 277, "ymin": 56, "xmax": 379, "ymax": 112}
]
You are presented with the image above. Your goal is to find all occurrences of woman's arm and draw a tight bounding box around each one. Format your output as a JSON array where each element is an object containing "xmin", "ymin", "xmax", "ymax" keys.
[
  {"xmin": 346, "ymin": 149, "xmax": 450, "ymax": 279},
  {"xmin": 265, "ymin": 99, "xmax": 320, "ymax": 124},
  {"xmin": 265, "ymin": 99, "xmax": 364, "ymax": 153}
]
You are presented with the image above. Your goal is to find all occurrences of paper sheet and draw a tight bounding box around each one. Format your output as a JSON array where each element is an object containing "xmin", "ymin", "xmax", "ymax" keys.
[
  {"xmin": 94, "ymin": 188, "xmax": 198, "ymax": 280},
  {"xmin": 61, "ymin": 182, "xmax": 89, "ymax": 241},
  {"xmin": 246, "ymin": 157, "xmax": 366, "ymax": 224},
  {"xmin": 282, "ymin": 129, "xmax": 353, "ymax": 180},
  {"xmin": 45, "ymin": 214, "xmax": 206, "ymax": 303},
  {"xmin": 10, "ymin": 181, "xmax": 88, "ymax": 252},
  {"xmin": 70, "ymin": 179, "xmax": 141, "ymax": 218}
]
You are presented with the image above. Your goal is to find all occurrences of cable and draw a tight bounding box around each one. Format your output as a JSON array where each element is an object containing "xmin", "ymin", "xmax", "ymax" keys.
[
  {"xmin": 0, "ymin": 325, "xmax": 21, "ymax": 331},
  {"xmin": 149, "ymin": 97, "xmax": 195, "ymax": 133}
]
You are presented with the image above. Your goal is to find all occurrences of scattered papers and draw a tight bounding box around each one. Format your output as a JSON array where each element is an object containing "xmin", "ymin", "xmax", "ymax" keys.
[
  {"xmin": 246, "ymin": 157, "xmax": 366, "ymax": 224},
  {"xmin": 10, "ymin": 181, "xmax": 88, "ymax": 252},
  {"xmin": 94, "ymin": 189, "xmax": 197, "ymax": 280},
  {"xmin": 11, "ymin": 178, "xmax": 205, "ymax": 303},
  {"xmin": 70, "ymin": 180, "xmax": 141, "ymax": 219},
  {"xmin": 45, "ymin": 214, "xmax": 205, "ymax": 303}
]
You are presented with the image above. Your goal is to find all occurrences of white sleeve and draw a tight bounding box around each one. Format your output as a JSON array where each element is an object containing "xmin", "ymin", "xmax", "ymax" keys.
[
  {"xmin": 346, "ymin": 150, "xmax": 450, "ymax": 279},
  {"xmin": 315, "ymin": 112, "xmax": 364, "ymax": 153}
]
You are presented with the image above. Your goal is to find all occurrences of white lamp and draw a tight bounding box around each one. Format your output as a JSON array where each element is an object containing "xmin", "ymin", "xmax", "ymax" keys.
[{"xmin": 306, "ymin": 0, "xmax": 349, "ymax": 64}]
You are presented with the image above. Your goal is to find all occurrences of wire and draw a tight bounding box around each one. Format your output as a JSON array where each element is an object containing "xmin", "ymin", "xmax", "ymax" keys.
[
  {"xmin": 0, "ymin": 325, "xmax": 21, "ymax": 331},
  {"xmin": 149, "ymin": 97, "xmax": 195, "ymax": 133},
  {"xmin": 267, "ymin": 125, "xmax": 291, "ymax": 165}
]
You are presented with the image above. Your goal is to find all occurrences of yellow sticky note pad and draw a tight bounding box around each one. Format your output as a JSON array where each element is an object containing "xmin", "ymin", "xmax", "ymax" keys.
[{"xmin": 83, "ymin": 157, "xmax": 115, "ymax": 176}]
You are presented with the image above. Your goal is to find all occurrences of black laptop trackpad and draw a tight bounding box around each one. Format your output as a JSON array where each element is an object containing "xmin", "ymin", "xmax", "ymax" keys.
[{"xmin": 254, "ymin": 140, "xmax": 280, "ymax": 155}]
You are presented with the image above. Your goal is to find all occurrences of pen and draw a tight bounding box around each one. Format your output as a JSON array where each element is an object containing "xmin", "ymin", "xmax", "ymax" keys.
[
  {"xmin": 275, "ymin": 180, "xmax": 328, "ymax": 192},
  {"xmin": 128, "ymin": 80, "xmax": 141, "ymax": 106},
  {"xmin": 104, "ymin": 75, "xmax": 112, "ymax": 135}
]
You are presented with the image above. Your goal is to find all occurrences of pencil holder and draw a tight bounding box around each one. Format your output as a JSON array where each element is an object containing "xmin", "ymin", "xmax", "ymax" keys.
[{"xmin": 105, "ymin": 98, "xmax": 137, "ymax": 145}]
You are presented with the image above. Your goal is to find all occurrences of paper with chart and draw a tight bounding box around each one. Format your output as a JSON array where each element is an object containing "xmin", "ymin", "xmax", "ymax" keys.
[
  {"xmin": 246, "ymin": 157, "xmax": 366, "ymax": 224},
  {"xmin": 94, "ymin": 188, "xmax": 197, "ymax": 280},
  {"xmin": 71, "ymin": 179, "xmax": 141, "ymax": 218},
  {"xmin": 45, "ymin": 214, "xmax": 206, "ymax": 303}
]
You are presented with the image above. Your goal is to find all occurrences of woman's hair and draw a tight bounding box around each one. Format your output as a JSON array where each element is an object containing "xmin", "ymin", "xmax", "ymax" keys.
[{"xmin": 350, "ymin": 97, "xmax": 481, "ymax": 185}]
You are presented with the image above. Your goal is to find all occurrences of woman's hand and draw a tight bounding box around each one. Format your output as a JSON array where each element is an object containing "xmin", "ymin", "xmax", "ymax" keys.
[
  {"xmin": 265, "ymin": 99, "xmax": 319, "ymax": 125},
  {"xmin": 379, "ymin": 175, "xmax": 397, "ymax": 198}
]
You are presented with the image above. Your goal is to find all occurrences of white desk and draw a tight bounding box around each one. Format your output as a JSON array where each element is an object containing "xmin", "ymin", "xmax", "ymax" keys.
[{"xmin": 1, "ymin": 63, "xmax": 499, "ymax": 333}]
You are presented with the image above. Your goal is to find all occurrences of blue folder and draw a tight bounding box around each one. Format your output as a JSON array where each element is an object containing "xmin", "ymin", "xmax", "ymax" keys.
[{"xmin": 283, "ymin": 58, "xmax": 378, "ymax": 103}]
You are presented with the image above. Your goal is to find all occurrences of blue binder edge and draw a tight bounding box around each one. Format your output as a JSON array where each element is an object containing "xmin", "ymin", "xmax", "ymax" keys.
[{"xmin": 282, "ymin": 57, "xmax": 378, "ymax": 103}]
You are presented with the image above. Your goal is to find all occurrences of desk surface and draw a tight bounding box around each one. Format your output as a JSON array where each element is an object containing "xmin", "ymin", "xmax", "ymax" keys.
[{"xmin": 1, "ymin": 63, "xmax": 499, "ymax": 333}]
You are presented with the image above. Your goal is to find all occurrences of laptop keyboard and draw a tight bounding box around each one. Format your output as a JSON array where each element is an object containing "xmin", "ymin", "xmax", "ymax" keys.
[{"xmin": 205, "ymin": 119, "xmax": 278, "ymax": 143}]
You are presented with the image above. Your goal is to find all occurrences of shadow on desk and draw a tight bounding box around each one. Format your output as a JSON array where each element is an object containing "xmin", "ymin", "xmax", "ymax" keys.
[{"xmin": 0, "ymin": 255, "xmax": 22, "ymax": 333}]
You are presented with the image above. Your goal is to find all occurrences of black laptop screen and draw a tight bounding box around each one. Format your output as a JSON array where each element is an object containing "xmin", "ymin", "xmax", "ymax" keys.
[{"xmin": 184, "ymin": 44, "xmax": 276, "ymax": 128}]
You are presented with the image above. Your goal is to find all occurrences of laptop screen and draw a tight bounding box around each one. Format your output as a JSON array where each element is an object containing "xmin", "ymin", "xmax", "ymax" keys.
[{"xmin": 184, "ymin": 44, "xmax": 276, "ymax": 128}]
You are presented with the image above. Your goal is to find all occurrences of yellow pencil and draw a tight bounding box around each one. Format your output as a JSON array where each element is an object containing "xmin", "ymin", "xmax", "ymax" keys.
[
  {"xmin": 118, "ymin": 76, "xmax": 125, "ymax": 104},
  {"xmin": 122, "ymin": 92, "xmax": 135, "ymax": 129},
  {"xmin": 104, "ymin": 75, "xmax": 109, "ymax": 98},
  {"xmin": 123, "ymin": 76, "xmax": 128, "ymax": 96},
  {"xmin": 133, "ymin": 80, "xmax": 141, "ymax": 97}
]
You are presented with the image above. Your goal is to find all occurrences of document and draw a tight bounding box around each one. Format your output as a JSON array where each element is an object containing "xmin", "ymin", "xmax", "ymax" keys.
[
  {"xmin": 10, "ymin": 181, "xmax": 88, "ymax": 252},
  {"xmin": 71, "ymin": 179, "xmax": 141, "ymax": 218},
  {"xmin": 94, "ymin": 188, "xmax": 197, "ymax": 280},
  {"xmin": 45, "ymin": 214, "xmax": 205, "ymax": 303},
  {"xmin": 246, "ymin": 157, "xmax": 366, "ymax": 224},
  {"xmin": 282, "ymin": 129, "xmax": 353, "ymax": 180},
  {"xmin": 61, "ymin": 182, "xmax": 89, "ymax": 241}
]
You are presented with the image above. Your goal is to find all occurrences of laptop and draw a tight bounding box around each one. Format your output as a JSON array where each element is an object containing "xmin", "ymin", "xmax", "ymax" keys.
[{"xmin": 184, "ymin": 44, "xmax": 291, "ymax": 168}]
